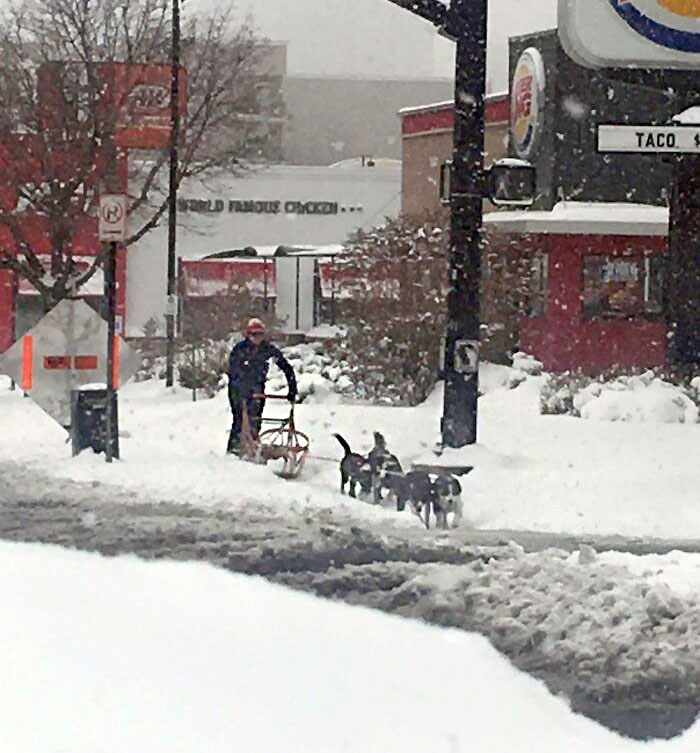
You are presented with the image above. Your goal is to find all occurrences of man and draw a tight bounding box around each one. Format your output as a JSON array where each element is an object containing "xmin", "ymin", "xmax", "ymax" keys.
[{"xmin": 226, "ymin": 318, "xmax": 297, "ymax": 455}]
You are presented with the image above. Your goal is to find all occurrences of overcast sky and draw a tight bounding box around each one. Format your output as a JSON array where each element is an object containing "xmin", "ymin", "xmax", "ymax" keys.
[{"xmin": 204, "ymin": 0, "xmax": 558, "ymax": 91}]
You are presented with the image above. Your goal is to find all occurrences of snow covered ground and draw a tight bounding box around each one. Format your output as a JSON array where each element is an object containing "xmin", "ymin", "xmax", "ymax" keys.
[
  {"xmin": 2, "ymin": 540, "xmax": 699, "ymax": 753},
  {"xmin": 2, "ymin": 362, "xmax": 700, "ymax": 747},
  {"xmin": 1, "ymin": 357, "xmax": 698, "ymax": 541}
]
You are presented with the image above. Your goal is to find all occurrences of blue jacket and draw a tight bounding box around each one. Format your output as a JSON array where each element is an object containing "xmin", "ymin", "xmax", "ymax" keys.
[{"xmin": 228, "ymin": 338, "xmax": 297, "ymax": 399}]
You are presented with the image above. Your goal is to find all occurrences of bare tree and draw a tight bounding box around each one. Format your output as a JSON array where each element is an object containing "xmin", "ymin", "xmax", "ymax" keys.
[{"xmin": 0, "ymin": 0, "xmax": 280, "ymax": 311}]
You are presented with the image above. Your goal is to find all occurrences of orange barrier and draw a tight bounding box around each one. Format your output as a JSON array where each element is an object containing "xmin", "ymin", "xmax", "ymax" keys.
[{"xmin": 22, "ymin": 335, "xmax": 33, "ymax": 391}]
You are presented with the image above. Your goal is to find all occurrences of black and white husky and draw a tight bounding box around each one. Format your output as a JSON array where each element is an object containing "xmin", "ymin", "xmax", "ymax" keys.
[
  {"xmin": 332, "ymin": 433, "xmax": 372, "ymax": 498},
  {"xmin": 431, "ymin": 473, "xmax": 464, "ymax": 529},
  {"xmin": 367, "ymin": 431, "xmax": 403, "ymax": 504},
  {"xmin": 389, "ymin": 470, "xmax": 464, "ymax": 529}
]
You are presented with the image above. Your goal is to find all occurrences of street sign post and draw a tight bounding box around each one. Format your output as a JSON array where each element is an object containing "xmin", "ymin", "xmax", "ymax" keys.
[
  {"xmin": 598, "ymin": 124, "xmax": 700, "ymax": 153},
  {"xmin": 99, "ymin": 193, "xmax": 127, "ymax": 462}
]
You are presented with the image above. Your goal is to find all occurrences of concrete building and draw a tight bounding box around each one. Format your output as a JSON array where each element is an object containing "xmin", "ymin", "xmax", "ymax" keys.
[
  {"xmin": 399, "ymin": 94, "xmax": 511, "ymax": 217},
  {"xmin": 125, "ymin": 162, "xmax": 401, "ymax": 337},
  {"xmin": 283, "ymin": 75, "xmax": 454, "ymax": 165}
]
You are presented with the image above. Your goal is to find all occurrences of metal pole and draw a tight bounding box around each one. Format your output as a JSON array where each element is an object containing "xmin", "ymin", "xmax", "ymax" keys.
[
  {"xmin": 666, "ymin": 154, "xmax": 700, "ymax": 367},
  {"xmin": 105, "ymin": 240, "xmax": 118, "ymax": 462},
  {"xmin": 263, "ymin": 258, "xmax": 269, "ymax": 312},
  {"xmin": 295, "ymin": 257, "xmax": 300, "ymax": 330},
  {"xmin": 440, "ymin": 0, "xmax": 487, "ymax": 448},
  {"xmin": 331, "ymin": 258, "xmax": 336, "ymax": 326},
  {"xmin": 165, "ymin": 0, "xmax": 181, "ymax": 387}
]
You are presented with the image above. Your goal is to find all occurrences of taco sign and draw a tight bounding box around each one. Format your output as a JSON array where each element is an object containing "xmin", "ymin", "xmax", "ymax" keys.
[
  {"xmin": 559, "ymin": 0, "xmax": 700, "ymax": 68},
  {"xmin": 510, "ymin": 48, "xmax": 546, "ymax": 160}
]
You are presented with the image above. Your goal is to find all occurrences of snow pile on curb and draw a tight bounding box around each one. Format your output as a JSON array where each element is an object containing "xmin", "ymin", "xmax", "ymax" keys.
[
  {"xmin": 396, "ymin": 544, "xmax": 700, "ymax": 703},
  {"xmin": 574, "ymin": 373, "xmax": 698, "ymax": 424},
  {"xmin": 541, "ymin": 370, "xmax": 699, "ymax": 423}
]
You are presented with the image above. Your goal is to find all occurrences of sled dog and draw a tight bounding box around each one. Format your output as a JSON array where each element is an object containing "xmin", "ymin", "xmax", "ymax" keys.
[{"xmin": 332, "ymin": 433, "xmax": 372, "ymax": 498}]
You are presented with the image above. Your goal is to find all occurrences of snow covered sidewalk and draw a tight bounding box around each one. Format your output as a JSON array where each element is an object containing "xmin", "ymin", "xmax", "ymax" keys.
[{"xmin": 1, "ymin": 369, "xmax": 698, "ymax": 540}]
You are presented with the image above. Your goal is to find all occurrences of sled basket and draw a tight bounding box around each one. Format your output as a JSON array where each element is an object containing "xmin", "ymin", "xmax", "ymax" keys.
[{"xmin": 241, "ymin": 395, "xmax": 309, "ymax": 479}]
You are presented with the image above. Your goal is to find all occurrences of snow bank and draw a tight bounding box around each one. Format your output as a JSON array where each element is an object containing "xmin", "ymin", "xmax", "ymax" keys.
[
  {"xmin": 575, "ymin": 374, "xmax": 698, "ymax": 424},
  {"xmin": 402, "ymin": 544, "xmax": 700, "ymax": 706},
  {"xmin": 2, "ymin": 541, "xmax": 699, "ymax": 753}
]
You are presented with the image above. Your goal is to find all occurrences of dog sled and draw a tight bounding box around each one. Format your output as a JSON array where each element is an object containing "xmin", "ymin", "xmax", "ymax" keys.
[{"xmin": 238, "ymin": 394, "xmax": 310, "ymax": 479}]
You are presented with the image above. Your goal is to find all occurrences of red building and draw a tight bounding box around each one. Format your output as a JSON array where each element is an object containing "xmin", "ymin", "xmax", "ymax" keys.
[
  {"xmin": 0, "ymin": 61, "xmax": 180, "ymax": 355},
  {"xmin": 399, "ymin": 81, "xmax": 674, "ymax": 373},
  {"xmin": 0, "ymin": 188, "xmax": 128, "ymax": 355},
  {"xmin": 484, "ymin": 203, "xmax": 668, "ymax": 373}
]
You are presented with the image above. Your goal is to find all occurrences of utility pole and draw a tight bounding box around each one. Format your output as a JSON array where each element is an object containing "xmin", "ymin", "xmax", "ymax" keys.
[
  {"xmin": 165, "ymin": 0, "xmax": 181, "ymax": 388},
  {"xmin": 385, "ymin": 0, "xmax": 487, "ymax": 447},
  {"xmin": 441, "ymin": 0, "xmax": 486, "ymax": 447},
  {"xmin": 667, "ymin": 152, "xmax": 700, "ymax": 368}
]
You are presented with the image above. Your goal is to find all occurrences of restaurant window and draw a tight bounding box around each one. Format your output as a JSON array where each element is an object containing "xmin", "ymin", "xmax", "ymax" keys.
[
  {"xmin": 582, "ymin": 253, "xmax": 663, "ymax": 320},
  {"xmin": 526, "ymin": 252, "xmax": 548, "ymax": 317}
]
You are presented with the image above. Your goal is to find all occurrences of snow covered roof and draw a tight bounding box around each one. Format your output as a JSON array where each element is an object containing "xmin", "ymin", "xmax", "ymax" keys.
[
  {"xmin": 198, "ymin": 244, "xmax": 345, "ymax": 260},
  {"xmin": 483, "ymin": 201, "xmax": 669, "ymax": 237},
  {"xmin": 398, "ymin": 100, "xmax": 453, "ymax": 116},
  {"xmin": 328, "ymin": 157, "xmax": 401, "ymax": 171},
  {"xmin": 398, "ymin": 91, "xmax": 508, "ymax": 117}
]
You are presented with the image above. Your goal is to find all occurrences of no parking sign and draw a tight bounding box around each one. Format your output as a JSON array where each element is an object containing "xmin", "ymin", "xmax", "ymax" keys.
[{"xmin": 99, "ymin": 194, "xmax": 127, "ymax": 242}]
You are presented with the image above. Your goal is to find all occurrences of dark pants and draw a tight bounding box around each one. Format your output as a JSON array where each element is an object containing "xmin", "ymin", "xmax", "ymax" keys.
[{"xmin": 227, "ymin": 386, "xmax": 265, "ymax": 453}]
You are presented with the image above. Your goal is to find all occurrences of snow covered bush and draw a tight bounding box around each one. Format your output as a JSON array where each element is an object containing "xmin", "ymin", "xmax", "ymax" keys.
[
  {"xmin": 690, "ymin": 376, "xmax": 700, "ymax": 404},
  {"xmin": 177, "ymin": 338, "xmax": 229, "ymax": 398},
  {"xmin": 501, "ymin": 351, "xmax": 544, "ymax": 390},
  {"xmin": 511, "ymin": 351, "xmax": 543, "ymax": 376},
  {"xmin": 265, "ymin": 342, "xmax": 340, "ymax": 403},
  {"xmin": 540, "ymin": 368, "xmax": 699, "ymax": 423},
  {"xmin": 132, "ymin": 318, "xmax": 166, "ymax": 382},
  {"xmin": 540, "ymin": 370, "xmax": 595, "ymax": 415},
  {"xmin": 325, "ymin": 215, "xmax": 448, "ymax": 406}
]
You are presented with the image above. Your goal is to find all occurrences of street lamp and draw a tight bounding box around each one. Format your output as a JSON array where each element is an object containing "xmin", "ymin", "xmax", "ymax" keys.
[{"xmin": 165, "ymin": 0, "xmax": 181, "ymax": 388}]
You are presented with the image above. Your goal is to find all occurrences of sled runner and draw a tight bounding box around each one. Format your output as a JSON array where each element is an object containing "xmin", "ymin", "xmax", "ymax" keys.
[{"xmin": 239, "ymin": 394, "xmax": 309, "ymax": 479}]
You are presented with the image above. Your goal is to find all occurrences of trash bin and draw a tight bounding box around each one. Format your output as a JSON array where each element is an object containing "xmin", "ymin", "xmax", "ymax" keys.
[{"xmin": 70, "ymin": 387, "xmax": 119, "ymax": 458}]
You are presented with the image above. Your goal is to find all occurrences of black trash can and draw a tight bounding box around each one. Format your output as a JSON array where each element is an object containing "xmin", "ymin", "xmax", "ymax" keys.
[{"xmin": 70, "ymin": 388, "xmax": 119, "ymax": 458}]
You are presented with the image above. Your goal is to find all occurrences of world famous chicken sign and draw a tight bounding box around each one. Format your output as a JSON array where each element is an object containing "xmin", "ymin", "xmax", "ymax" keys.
[{"xmin": 559, "ymin": 0, "xmax": 700, "ymax": 67}]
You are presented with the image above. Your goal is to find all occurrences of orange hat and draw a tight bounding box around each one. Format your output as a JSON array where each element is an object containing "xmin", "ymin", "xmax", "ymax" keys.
[{"xmin": 246, "ymin": 318, "xmax": 266, "ymax": 335}]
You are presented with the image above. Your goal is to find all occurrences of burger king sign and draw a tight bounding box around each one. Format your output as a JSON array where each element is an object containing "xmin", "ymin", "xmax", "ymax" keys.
[
  {"xmin": 559, "ymin": 0, "xmax": 700, "ymax": 67},
  {"xmin": 510, "ymin": 48, "xmax": 546, "ymax": 160}
]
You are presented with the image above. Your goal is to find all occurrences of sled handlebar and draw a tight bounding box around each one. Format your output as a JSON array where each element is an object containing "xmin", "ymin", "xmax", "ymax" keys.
[{"xmin": 252, "ymin": 393, "xmax": 296, "ymax": 402}]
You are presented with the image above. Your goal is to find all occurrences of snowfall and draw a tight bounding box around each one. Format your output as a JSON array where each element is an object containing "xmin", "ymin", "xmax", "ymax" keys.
[{"xmin": 2, "ymin": 347, "xmax": 700, "ymax": 752}]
